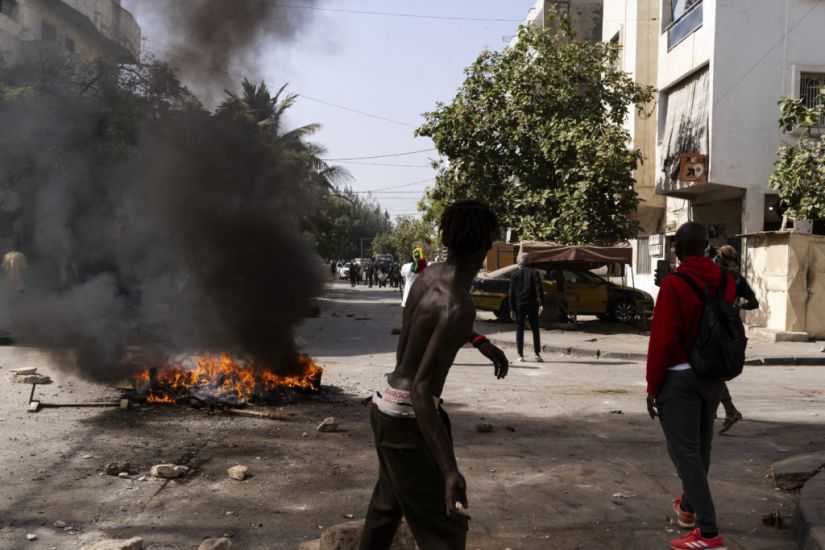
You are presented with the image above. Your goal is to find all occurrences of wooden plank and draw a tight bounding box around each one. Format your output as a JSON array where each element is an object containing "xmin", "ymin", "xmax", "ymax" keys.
[{"xmin": 224, "ymin": 408, "xmax": 288, "ymax": 421}]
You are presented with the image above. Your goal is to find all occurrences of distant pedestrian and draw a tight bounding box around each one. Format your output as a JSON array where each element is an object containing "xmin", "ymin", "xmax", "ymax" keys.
[
  {"xmin": 400, "ymin": 248, "xmax": 427, "ymax": 307},
  {"xmin": 646, "ymin": 222, "xmax": 736, "ymax": 550},
  {"xmin": 350, "ymin": 262, "xmax": 360, "ymax": 288},
  {"xmin": 713, "ymin": 244, "xmax": 758, "ymax": 434},
  {"xmin": 508, "ymin": 253, "xmax": 543, "ymax": 363},
  {"xmin": 330, "ymin": 260, "xmax": 337, "ymax": 280}
]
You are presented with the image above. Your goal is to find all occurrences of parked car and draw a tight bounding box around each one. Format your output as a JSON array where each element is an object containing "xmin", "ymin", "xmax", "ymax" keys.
[
  {"xmin": 336, "ymin": 262, "xmax": 351, "ymax": 279},
  {"xmin": 471, "ymin": 264, "xmax": 653, "ymax": 323}
]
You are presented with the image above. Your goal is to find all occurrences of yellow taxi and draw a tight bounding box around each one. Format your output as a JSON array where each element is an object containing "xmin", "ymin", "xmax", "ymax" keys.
[{"xmin": 471, "ymin": 264, "xmax": 653, "ymax": 323}]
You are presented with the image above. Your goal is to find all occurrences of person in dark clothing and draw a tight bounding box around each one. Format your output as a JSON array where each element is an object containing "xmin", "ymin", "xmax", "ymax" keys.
[
  {"xmin": 508, "ymin": 253, "xmax": 544, "ymax": 363},
  {"xmin": 714, "ymin": 244, "xmax": 759, "ymax": 434},
  {"xmin": 360, "ymin": 200, "xmax": 509, "ymax": 550},
  {"xmin": 349, "ymin": 262, "xmax": 360, "ymax": 288},
  {"xmin": 646, "ymin": 222, "xmax": 735, "ymax": 550}
]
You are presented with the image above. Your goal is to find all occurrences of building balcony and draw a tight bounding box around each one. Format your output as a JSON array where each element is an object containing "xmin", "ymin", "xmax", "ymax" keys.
[{"xmin": 48, "ymin": 0, "xmax": 140, "ymax": 62}]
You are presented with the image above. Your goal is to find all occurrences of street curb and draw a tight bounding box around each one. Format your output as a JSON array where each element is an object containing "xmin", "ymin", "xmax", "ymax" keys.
[
  {"xmin": 795, "ymin": 470, "xmax": 825, "ymax": 550},
  {"xmin": 487, "ymin": 337, "xmax": 825, "ymax": 366}
]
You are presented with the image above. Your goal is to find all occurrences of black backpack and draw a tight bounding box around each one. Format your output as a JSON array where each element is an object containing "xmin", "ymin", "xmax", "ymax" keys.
[{"xmin": 672, "ymin": 269, "xmax": 748, "ymax": 381}]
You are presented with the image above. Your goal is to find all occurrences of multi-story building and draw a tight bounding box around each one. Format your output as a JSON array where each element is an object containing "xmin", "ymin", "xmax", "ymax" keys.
[
  {"xmin": 516, "ymin": 0, "xmax": 604, "ymax": 43},
  {"xmin": 0, "ymin": 0, "xmax": 140, "ymax": 66},
  {"xmin": 616, "ymin": 0, "xmax": 825, "ymax": 337}
]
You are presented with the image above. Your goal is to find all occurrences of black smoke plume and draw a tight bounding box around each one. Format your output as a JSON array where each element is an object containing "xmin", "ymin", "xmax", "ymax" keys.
[{"xmin": 0, "ymin": 2, "xmax": 326, "ymax": 382}]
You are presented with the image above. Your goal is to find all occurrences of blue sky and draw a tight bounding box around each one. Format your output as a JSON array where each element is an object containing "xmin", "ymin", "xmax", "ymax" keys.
[{"xmin": 124, "ymin": 0, "xmax": 538, "ymax": 220}]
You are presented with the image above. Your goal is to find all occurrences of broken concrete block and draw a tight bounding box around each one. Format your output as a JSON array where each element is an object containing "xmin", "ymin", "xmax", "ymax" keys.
[
  {"xmin": 10, "ymin": 367, "xmax": 38, "ymax": 375},
  {"xmin": 198, "ymin": 538, "xmax": 234, "ymax": 550},
  {"xmin": 769, "ymin": 452, "xmax": 825, "ymax": 490},
  {"xmin": 104, "ymin": 461, "xmax": 131, "ymax": 476},
  {"xmin": 227, "ymin": 465, "xmax": 249, "ymax": 481},
  {"xmin": 319, "ymin": 519, "xmax": 415, "ymax": 550},
  {"xmin": 11, "ymin": 373, "xmax": 52, "ymax": 384},
  {"xmin": 150, "ymin": 464, "xmax": 188, "ymax": 479},
  {"xmin": 317, "ymin": 417, "xmax": 338, "ymax": 433},
  {"xmin": 81, "ymin": 538, "xmax": 144, "ymax": 550},
  {"xmin": 26, "ymin": 533, "xmax": 37, "ymax": 541}
]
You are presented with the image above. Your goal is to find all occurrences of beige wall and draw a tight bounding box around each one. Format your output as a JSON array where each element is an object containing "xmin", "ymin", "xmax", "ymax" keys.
[{"xmin": 742, "ymin": 232, "xmax": 825, "ymax": 338}]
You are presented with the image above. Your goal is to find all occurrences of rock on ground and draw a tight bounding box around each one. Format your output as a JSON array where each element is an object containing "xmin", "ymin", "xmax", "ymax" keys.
[
  {"xmin": 104, "ymin": 461, "xmax": 130, "ymax": 476},
  {"xmin": 81, "ymin": 537, "xmax": 144, "ymax": 550},
  {"xmin": 10, "ymin": 373, "xmax": 52, "ymax": 384},
  {"xmin": 150, "ymin": 464, "xmax": 188, "ymax": 479},
  {"xmin": 317, "ymin": 417, "xmax": 338, "ymax": 433},
  {"xmin": 198, "ymin": 537, "xmax": 234, "ymax": 550},
  {"xmin": 770, "ymin": 452, "xmax": 825, "ymax": 490},
  {"xmin": 318, "ymin": 519, "xmax": 415, "ymax": 550},
  {"xmin": 227, "ymin": 465, "xmax": 249, "ymax": 481}
]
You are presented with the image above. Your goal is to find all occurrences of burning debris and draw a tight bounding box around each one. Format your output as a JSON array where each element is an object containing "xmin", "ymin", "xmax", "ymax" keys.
[{"xmin": 129, "ymin": 354, "xmax": 323, "ymax": 406}]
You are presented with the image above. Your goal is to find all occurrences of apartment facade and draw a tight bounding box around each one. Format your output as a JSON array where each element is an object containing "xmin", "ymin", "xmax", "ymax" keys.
[
  {"xmin": 0, "ymin": 0, "xmax": 140, "ymax": 66},
  {"xmin": 517, "ymin": 0, "xmax": 604, "ymax": 42}
]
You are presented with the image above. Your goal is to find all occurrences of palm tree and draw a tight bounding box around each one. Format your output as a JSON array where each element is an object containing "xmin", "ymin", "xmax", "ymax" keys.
[{"xmin": 219, "ymin": 79, "xmax": 351, "ymax": 192}]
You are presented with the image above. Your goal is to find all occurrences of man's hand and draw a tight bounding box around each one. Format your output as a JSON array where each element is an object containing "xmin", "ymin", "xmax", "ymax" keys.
[
  {"xmin": 510, "ymin": 311, "xmax": 516, "ymax": 321},
  {"xmin": 646, "ymin": 395, "xmax": 658, "ymax": 419},
  {"xmin": 477, "ymin": 341, "xmax": 509, "ymax": 379},
  {"xmin": 445, "ymin": 471, "xmax": 470, "ymax": 520},
  {"xmin": 538, "ymin": 305, "xmax": 544, "ymax": 316}
]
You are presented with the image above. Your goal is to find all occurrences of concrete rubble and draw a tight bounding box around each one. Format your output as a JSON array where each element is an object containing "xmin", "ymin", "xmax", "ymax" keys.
[
  {"xmin": 198, "ymin": 537, "xmax": 235, "ymax": 550},
  {"xmin": 81, "ymin": 537, "xmax": 144, "ymax": 550},
  {"xmin": 150, "ymin": 464, "xmax": 188, "ymax": 479},
  {"xmin": 298, "ymin": 519, "xmax": 416, "ymax": 550},
  {"xmin": 769, "ymin": 452, "xmax": 825, "ymax": 490},
  {"xmin": 317, "ymin": 417, "xmax": 338, "ymax": 432},
  {"xmin": 227, "ymin": 465, "xmax": 249, "ymax": 481},
  {"xmin": 104, "ymin": 461, "xmax": 131, "ymax": 476}
]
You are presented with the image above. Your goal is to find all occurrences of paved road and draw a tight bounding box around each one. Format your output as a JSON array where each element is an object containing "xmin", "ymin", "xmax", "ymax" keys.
[{"xmin": 0, "ymin": 281, "xmax": 823, "ymax": 549}]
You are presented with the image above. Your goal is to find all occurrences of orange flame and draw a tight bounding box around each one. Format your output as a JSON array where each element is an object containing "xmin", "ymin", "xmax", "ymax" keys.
[{"xmin": 134, "ymin": 354, "xmax": 323, "ymax": 403}]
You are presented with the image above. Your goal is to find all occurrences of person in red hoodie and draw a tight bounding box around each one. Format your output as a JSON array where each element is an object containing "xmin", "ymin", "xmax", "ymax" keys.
[{"xmin": 646, "ymin": 222, "xmax": 735, "ymax": 550}]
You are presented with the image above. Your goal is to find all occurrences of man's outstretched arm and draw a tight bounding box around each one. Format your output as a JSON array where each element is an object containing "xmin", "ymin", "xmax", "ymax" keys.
[{"xmin": 469, "ymin": 331, "xmax": 508, "ymax": 379}]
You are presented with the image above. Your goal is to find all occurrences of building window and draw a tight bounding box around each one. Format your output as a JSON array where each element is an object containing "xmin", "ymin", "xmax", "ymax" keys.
[
  {"xmin": 41, "ymin": 22, "xmax": 57, "ymax": 42},
  {"xmin": 64, "ymin": 37, "xmax": 75, "ymax": 54},
  {"xmin": 637, "ymin": 237, "xmax": 652, "ymax": 275},
  {"xmin": 663, "ymin": 0, "xmax": 703, "ymax": 50},
  {"xmin": 0, "ymin": 0, "xmax": 19, "ymax": 21},
  {"xmin": 610, "ymin": 31, "xmax": 622, "ymax": 70},
  {"xmin": 800, "ymin": 72, "xmax": 825, "ymax": 126}
]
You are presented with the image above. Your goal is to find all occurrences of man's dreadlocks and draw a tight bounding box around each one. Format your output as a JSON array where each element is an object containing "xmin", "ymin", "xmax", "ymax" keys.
[{"xmin": 439, "ymin": 200, "xmax": 498, "ymax": 256}]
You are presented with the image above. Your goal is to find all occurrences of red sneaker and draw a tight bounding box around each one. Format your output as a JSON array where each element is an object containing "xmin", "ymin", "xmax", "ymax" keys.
[
  {"xmin": 669, "ymin": 528, "xmax": 726, "ymax": 549},
  {"xmin": 672, "ymin": 496, "xmax": 695, "ymax": 529}
]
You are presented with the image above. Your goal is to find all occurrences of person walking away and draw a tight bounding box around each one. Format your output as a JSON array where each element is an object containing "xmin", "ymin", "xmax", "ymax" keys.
[
  {"xmin": 350, "ymin": 262, "xmax": 360, "ymax": 288},
  {"xmin": 330, "ymin": 260, "xmax": 337, "ymax": 280},
  {"xmin": 713, "ymin": 245, "xmax": 758, "ymax": 434},
  {"xmin": 360, "ymin": 200, "xmax": 509, "ymax": 550},
  {"xmin": 366, "ymin": 261, "xmax": 375, "ymax": 288},
  {"xmin": 646, "ymin": 222, "xmax": 737, "ymax": 550},
  {"xmin": 400, "ymin": 247, "xmax": 427, "ymax": 308},
  {"xmin": 508, "ymin": 253, "xmax": 544, "ymax": 362}
]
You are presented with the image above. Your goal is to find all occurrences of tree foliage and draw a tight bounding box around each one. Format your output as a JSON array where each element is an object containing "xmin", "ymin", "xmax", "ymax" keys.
[
  {"xmin": 308, "ymin": 188, "xmax": 391, "ymax": 260},
  {"xmin": 372, "ymin": 217, "xmax": 437, "ymax": 264},
  {"xmin": 417, "ymin": 12, "xmax": 654, "ymax": 245},
  {"xmin": 769, "ymin": 91, "xmax": 825, "ymax": 220}
]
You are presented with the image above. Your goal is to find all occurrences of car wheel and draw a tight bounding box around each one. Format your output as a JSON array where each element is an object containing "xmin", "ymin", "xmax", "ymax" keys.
[
  {"xmin": 612, "ymin": 300, "xmax": 636, "ymax": 323},
  {"xmin": 495, "ymin": 300, "xmax": 511, "ymax": 322}
]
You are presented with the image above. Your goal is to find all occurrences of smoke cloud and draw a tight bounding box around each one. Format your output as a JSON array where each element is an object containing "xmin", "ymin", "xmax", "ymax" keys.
[{"xmin": 0, "ymin": 0, "xmax": 326, "ymax": 382}]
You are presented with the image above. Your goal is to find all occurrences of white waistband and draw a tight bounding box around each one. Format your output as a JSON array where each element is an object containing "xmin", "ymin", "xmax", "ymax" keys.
[
  {"xmin": 668, "ymin": 362, "xmax": 692, "ymax": 371},
  {"xmin": 372, "ymin": 378, "xmax": 441, "ymax": 418}
]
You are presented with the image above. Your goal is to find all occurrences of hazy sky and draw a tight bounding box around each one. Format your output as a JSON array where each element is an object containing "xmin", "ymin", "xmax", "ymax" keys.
[{"xmin": 122, "ymin": 0, "xmax": 538, "ymax": 220}]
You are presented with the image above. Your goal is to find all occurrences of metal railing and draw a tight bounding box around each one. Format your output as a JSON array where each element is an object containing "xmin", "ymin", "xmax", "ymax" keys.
[
  {"xmin": 666, "ymin": 1, "xmax": 703, "ymax": 51},
  {"xmin": 800, "ymin": 72, "xmax": 825, "ymax": 127}
]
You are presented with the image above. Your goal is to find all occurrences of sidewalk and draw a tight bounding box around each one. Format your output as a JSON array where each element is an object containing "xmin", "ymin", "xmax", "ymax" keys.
[{"xmin": 475, "ymin": 314, "xmax": 825, "ymax": 365}]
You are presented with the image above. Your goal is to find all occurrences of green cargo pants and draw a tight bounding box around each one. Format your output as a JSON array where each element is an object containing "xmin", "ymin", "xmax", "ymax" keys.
[{"xmin": 360, "ymin": 405, "xmax": 468, "ymax": 550}]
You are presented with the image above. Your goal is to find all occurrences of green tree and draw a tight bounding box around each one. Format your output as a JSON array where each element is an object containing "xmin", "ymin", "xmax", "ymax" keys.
[
  {"xmin": 417, "ymin": 11, "xmax": 654, "ymax": 245},
  {"xmin": 372, "ymin": 216, "xmax": 437, "ymax": 264},
  {"xmin": 309, "ymin": 188, "xmax": 392, "ymax": 260},
  {"xmin": 769, "ymin": 91, "xmax": 825, "ymax": 220}
]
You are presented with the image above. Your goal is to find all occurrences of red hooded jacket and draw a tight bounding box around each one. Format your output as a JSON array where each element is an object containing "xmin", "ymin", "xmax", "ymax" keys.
[{"xmin": 646, "ymin": 256, "xmax": 736, "ymax": 396}]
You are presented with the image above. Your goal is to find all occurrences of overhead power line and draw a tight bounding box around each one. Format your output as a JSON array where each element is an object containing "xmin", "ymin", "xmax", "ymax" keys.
[
  {"xmin": 336, "ymin": 161, "xmax": 433, "ymax": 168},
  {"xmin": 354, "ymin": 178, "xmax": 435, "ymax": 193},
  {"xmin": 324, "ymin": 148, "xmax": 436, "ymax": 161},
  {"xmin": 258, "ymin": 1, "xmax": 522, "ymax": 22}
]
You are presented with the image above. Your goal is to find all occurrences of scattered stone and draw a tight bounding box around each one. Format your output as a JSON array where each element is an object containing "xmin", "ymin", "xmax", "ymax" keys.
[
  {"xmin": 118, "ymin": 472, "xmax": 129, "ymax": 478},
  {"xmin": 343, "ymin": 513, "xmax": 354, "ymax": 519},
  {"xmin": 769, "ymin": 452, "xmax": 825, "ymax": 490},
  {"xmin": 150, "ymin": 464, "xmax": 188, "ymax": 479},
  {"xmin": 475, "ymin": 423, "xmax": 494, "ymax": 433},
  {"xmin": 104, "ymin": 461, "xmax": 130, "ymax": 476},
  {"xmin": 198, "ymin": 538, "xmax": 234, "ymax": 550},
  {"xmin": 762, "ymin": 511, "xmax": 784, "ymax": 529},
  {"xmin": 54, "ymin": 521, "xmax": 67, "ymax": 529},
  {"xmin": 609, "ymin": 410, "xmax": 624, "ymax": 415},
  {"xmin": 317, "ymin": 417, "xmax": 338, "ymax": 433},
  {"xmin": 81, "ymin": 537, "xmax": 144, "ymax": 550},
  {"xmin": 506, "ymin": 426, "xmax": 516, "ymax": 432},
  {"xmin": 11, "ymin": 373, "xmax": 52, "ymax": 385},
  {"xmin": 611, "ymin": 492, "xmax": 635, "ymax": 499},
  {"xmin": 137, "ymin": 476, "xmax": 146, "ymax": 482},
  {"xmin": 227, "ymin": 465, "xmax": 249, "ymax": 481},
  {"xmin": 390, "ymin": 328, "xmax": 401, "ymax": 335},
  {"xmin": 302, "ymin": 432, "xmax": 308, "ymax": 437},
  {"xmin": 26, "ymin": 534, "xmax": 38, "ymax": 541},
  {"xmin": 82, "ymin": 454, "xmax": 93, "ymax": 459},
  {"xmin": 319, "ymin": 519, "xmax": 415, "ymax": 550},
  {"xmin": 345, "ymin": 313, "xmax": 354, "ymax": 318}
]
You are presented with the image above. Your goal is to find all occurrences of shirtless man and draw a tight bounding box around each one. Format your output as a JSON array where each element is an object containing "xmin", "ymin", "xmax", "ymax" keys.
[{"xmin": 360, "ymin": 201, "xmax": 509, "ymax": 550}]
